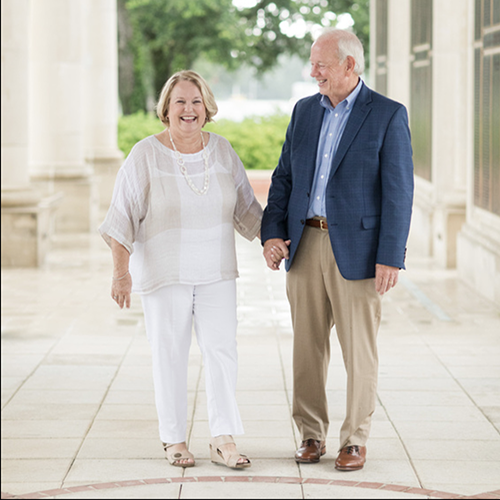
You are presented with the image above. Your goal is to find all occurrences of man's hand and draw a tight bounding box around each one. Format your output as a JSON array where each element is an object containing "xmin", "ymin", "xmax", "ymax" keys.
[
  {"xmin": 375, "ymin": 264, "xmax": 399, "ymax": 295},
  {"xmin": 263, "ymin": 238, "xmax": 291, "ymax": 270}
]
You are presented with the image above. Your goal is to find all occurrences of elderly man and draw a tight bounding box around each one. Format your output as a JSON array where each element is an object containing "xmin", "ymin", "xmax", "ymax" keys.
[{"xmin": 261, "ymin": 29, "xmax": 413, "ymax": 471}]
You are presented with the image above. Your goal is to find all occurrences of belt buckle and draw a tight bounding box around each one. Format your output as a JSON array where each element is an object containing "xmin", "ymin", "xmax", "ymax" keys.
[{"xmin": 319, "ymin": 219, "xmax": 327, "ymax": 231}]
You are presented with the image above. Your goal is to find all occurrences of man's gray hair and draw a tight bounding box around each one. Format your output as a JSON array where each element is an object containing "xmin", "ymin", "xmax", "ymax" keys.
[{"xmin": 317, "ymin": 28, "xmax": 365, "ymax": 76}]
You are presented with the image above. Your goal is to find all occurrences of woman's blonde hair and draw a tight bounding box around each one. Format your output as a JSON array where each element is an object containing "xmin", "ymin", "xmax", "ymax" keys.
[{"xmin": 156, "ymin": 70, "xmax": 218, "ymax": 126}]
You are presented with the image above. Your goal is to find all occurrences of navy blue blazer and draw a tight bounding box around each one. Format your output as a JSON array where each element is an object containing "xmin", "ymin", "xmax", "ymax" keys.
[{"xmin": 261, "ymin": 82, "xmax": 414, "ymax": 280}]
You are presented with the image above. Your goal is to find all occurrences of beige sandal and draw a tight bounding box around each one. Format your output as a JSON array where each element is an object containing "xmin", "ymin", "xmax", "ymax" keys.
[
  {"xmin": 163, "ymin": 442, "xmax": 195, "ymax": 468},
  {"xmin": 209, "ymin": 435, "xmax": 251, "ymax": 469}
]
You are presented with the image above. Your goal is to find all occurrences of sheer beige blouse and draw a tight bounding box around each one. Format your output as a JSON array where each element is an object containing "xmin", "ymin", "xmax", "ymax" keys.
[{"xmin": 99, "ymin": 133, "xmax": 263, "ymax": 294}]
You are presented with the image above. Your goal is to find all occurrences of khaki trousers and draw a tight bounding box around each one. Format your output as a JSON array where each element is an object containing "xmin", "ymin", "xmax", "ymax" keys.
[{"xmin": 286, "ymin": 223, "xmax": 382, "ymax": 450}]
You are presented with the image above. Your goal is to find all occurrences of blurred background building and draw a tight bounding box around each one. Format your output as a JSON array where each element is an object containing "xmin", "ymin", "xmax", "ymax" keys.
[
  {"xmin": 2, "ymin": 0, "xmax": 123, "ymax": 266},
  {"xmin": 371, "ymin": 0, "xmax": 499, "ymax": 305},
  {"xmin": 2, "ymin": 0, "xmax": 499, "ymax": 306}
]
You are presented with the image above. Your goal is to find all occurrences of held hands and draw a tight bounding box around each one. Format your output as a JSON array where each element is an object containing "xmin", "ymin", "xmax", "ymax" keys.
[
  {"xmin": 375, "ymin": 264, "xmax": 399, "ymax": 296},
  {"xmin": 111, "ymin": 272, "xmax": 132, "ymax": 309},
  {"xmin": 263, "ymin": 238, "xmax": 291, "ymax": 270}
]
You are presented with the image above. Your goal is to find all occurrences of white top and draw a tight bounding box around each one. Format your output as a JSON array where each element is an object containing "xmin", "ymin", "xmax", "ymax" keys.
[{"xmin": 99, "ymin": 133, "xmax": 263, "ymax": 294}]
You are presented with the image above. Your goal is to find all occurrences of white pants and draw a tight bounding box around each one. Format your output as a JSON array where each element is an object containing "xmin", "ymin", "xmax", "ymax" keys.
[{"xmin": 141, "ymin": 279, "xmax": 244, "ymax": 444}]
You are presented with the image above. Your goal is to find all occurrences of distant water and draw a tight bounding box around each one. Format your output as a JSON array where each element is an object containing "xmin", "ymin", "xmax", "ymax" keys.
[
  {"xmin": 215, "ymin": 99, "xmax": 293, "ymax": 122},
  {"xmin": 214, "ymin": 82, "xmax": 318, "ymax": 122}
]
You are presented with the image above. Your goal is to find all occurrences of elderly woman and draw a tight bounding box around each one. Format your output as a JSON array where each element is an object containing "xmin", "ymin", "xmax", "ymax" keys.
[{"xmin": 99, "ymin": 70, "xmax": 262, "ymax": 469}]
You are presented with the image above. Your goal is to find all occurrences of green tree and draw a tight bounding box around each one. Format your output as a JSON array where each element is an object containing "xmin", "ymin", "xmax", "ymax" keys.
[
  {"xmin": 119, "ymin": 0, "xmax": 243, "ymax": 113},
  {"xmin": 118, "ymin": 0, "xmax": 369, "ymax": 114},
  {"xmin": 234, "ymin": 0, "xmax": 369, "ymax": 72}
]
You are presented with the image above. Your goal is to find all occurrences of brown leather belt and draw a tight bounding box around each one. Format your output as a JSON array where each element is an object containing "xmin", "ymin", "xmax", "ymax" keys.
[{"xmin": 306, "ymin": 218, "xmax": 328, "ymax": 230}]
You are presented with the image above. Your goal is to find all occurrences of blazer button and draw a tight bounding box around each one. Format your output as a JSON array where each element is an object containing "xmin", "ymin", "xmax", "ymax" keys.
[
  {"xmin": 307, "ymin": 192, "xmax": 310, "ymax": 197},
  {"xmin": 300, "ymin": 219, "xmax": 305, "ymax": 225}
]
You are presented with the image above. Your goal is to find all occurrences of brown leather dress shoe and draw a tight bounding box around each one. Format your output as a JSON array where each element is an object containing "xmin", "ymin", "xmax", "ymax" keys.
[
  {"xmin": 295, "ymin": 439, "xmax": 326, "ymax": 463},
  {"xmin": 335, "ymin": 445, "xmax": 366, "ymax": 471}
]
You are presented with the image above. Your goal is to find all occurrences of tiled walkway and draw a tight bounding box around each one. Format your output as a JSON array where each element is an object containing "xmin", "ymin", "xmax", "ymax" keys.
[{"xmin": 2, "ymin": 172, "xmax": 500, "ymax": 499}]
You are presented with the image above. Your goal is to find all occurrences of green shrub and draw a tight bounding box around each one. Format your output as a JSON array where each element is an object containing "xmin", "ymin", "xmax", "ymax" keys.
[
  {"xmin": 118, "ymin": 111, "xmax": 290, "ymax": 169},
  {"xmin": 117, "ymin": 111, "xmax": 163, "ymax": 157},
  {"xmin": 205, "ymin": 113, "xmax": 289, "ymax": 170}
]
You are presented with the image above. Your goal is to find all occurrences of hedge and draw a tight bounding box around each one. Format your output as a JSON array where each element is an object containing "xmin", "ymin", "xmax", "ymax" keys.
[{"xmin": 118, "ymin": 111, "xmax": 290, "ymax": 170}]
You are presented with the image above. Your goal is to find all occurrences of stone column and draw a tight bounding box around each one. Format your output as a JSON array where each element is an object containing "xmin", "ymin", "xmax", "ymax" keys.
[
  {"xmin": 457, "ymin": 0, "xmax": 500, "ymax": 305},
  {"xmin": 29, "ymin": 0, "xmax": 95, "ymax": 233},
  {"xmin": 429, "ymin": 0, "xmax": 468, "ymax": 268},
  {"xmin": 369, "ymin": 0, "xmax": 376, "ymax": 87},
  {"xmin": 82, "ymin": 0, "xmax": 123, "ymax": 217},
  {"xmin": 1, "ymin": 0, "xmax": 54, "ymax": 267},
  {"xmin": 386, "ymin": 0, "xmax": 432, "ymax": 259},
  {"xmin": 387, "ymin": 0, "xmax": 411, "ymax": 109}
]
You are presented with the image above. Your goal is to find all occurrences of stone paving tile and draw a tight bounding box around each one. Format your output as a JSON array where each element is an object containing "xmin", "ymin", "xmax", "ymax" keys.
[
  {"xmin": 3, "ymin": 479, "xmax": 496, "ymax": 500},
  {"xmin": 0, "ymin": 354, "xmax": 46, "ymax": 378},
  {"xmin": 226, "ymin": 419, "xmax": 296, "ymax": 438},
  {"xmin": 404, "ymin": 439, "xmax": 500, "ymax": 461},
  {"xmin": 393, "ymin": 420, "xmax": 500, "ymax": 441},
  {"xmin": 418, "ymin": 483, "xmax": 500, "ymax": 497},
  {"xmin": 180, "ymin": 481, "xmax": 303, "ymax": 499},
  {"xmin": 296, "ymin": 458, "xmax": 421, "ymax": 486},
  {"xmin": 482, "ymin": 406, "xmax": 500, "ymax": 424},
  {"xmin": 1, "ymin": 459, "xmax": 74, "ymax": 483},
  {"xmin": 2, "ymin": 225, "xmax": 500, "ymax": 500},
  {"xmin": 41, "ymin": 353, "xmax": 124, "ymax": 366},
  {"xmin": 233, "ymin": 390, "xmax": 289, "ymax": 406},
  {"xmin": 18, "ymin": 365, "xmax": 117, "ymax": 392},
  {"xmin": 1, "ymin": 403, "xmax": 101, "ymax": 422},
  {"xmin": 448, "ymin": 365, "xmax": 500, "ymax": 379},
  {"xmin": 0, "ymin": 482, "xmax": 64, "ymax": 497},
  {"xmin": 103, "ymin": 389, "xmax": 156, "ymax": 405},
  {"xmin": 55, "ymin": 483, "xmax": 182, "ymax": 499},
  {"xmin": 436, "ymin": 354, "xmax": 500, "ymax": 367},
  {"xmin": 85, "ymin": 419, "xmax": 160, "ymax": 439},
  {"xmin": 358, "ymin": 438, "xmax": 408, "ymax": 460},
  {"xmin": 362, "ymin": 420, "xmax": 400, "ymax": 439},
  {"xmin": 9, "ymin": 389, "xmax": 106, "ymax": 406},
  {"xmin": 385, "ymin": 404, "xmax": 489, "ymax": 422},
  {"xmin": 193, "ymin": 404, "xmax": 291, "ymax": 422},
  {"xmin": 378, "ymin": 390, "xmax": 475, "ymax": 407},
  {"xmin": 77, "ymin": 438, "xmax": 164, "ymax": 460},
  {"xmin": 375, "ymin": 363, "xmax": 452, "ymax": 379},
  {"xmin": 468, "ymin": 393, "xmax": 500, "ymax": 407},
  {"xmin": 1, "ymin": 419, "xmax": 91, "ymax": 439},
  {"xmin": 1, "ymin": 382, "xmax": 26, "ymax": 407},
  {"xmin": 413, "ymin": 460, "xmax": 500, "ymax": 488},
  {"xmin": 63, "ymin": 458, "xmax": 179, "ymax": 484},
  {"xmin": 302, "ymin": 484, "xmax": 429, "ymax": 499},
  {"xmin": 458, "ymin": 378, "xmax": 500, "ymax": 394},
  {"xmin": 94, "ymin": 404, "xmax": 158, "ymax": 421},
  {"xmin": 1, "ymin": 438, "xmax": 82, "ymax": 459}
]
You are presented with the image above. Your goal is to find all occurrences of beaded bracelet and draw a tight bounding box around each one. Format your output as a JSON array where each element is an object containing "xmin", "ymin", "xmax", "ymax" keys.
[{"xmin": 112, "ymin": 271, "xmax": 129, "ymax": 281}]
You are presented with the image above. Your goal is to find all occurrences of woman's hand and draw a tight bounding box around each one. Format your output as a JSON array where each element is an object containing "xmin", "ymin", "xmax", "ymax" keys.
[
  {"xmin": 263, "ymin": 238, "xmax": 291, "ymax": 270},
  {"xmin": 111, "ymin": 272, "xmax": 132, "ymax": 309},
  {"xmin": 110, "ymin": 238, "xmax": 132, "ymax": 309}
]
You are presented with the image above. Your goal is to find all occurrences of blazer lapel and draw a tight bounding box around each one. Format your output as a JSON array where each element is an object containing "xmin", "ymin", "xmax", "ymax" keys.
[{"xmin": 329, "ymin": 83, "xmax": 372, "ymax": 180}]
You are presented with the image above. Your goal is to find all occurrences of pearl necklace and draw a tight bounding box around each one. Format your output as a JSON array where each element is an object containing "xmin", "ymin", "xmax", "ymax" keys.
[{"xmin": 168, "ymin": 128, "xmax": 210, "ymax": 195}]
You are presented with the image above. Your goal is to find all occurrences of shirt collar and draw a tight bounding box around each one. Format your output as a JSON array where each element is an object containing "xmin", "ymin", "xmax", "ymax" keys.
[{"xmin": 320, "ymin": 78, "xmax": 363, "ymax": 111}]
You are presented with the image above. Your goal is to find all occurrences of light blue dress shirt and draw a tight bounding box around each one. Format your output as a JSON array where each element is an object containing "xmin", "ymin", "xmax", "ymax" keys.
[{"xmin": 306, "ymin": 78, "xmax": 363, "ymax": 219}]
